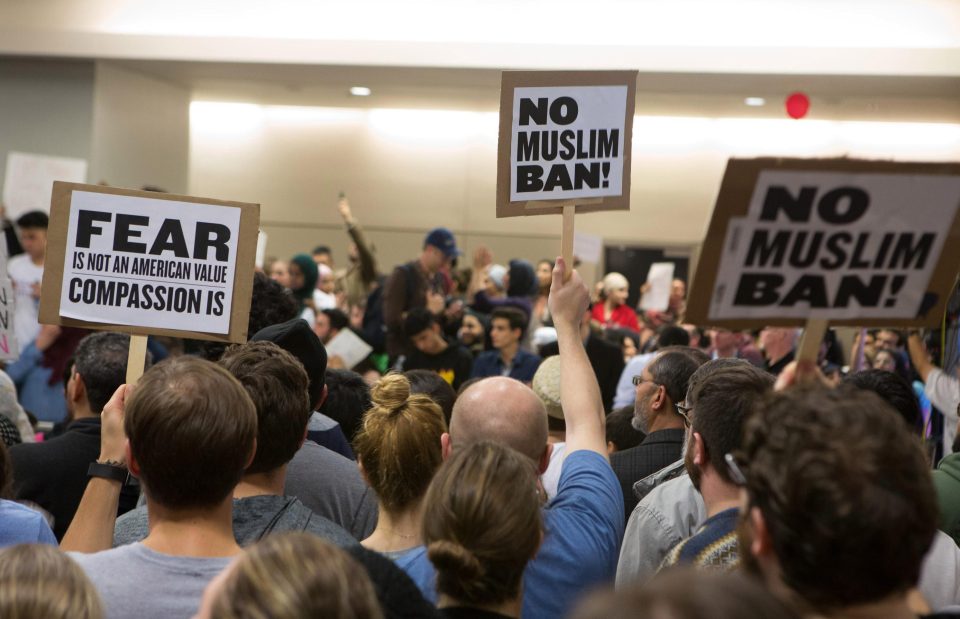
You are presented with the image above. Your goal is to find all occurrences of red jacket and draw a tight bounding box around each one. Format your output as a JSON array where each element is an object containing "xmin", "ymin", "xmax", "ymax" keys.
[{"xmin": 591, "ymin": 303, "xmax": 640, "ymax": 333}]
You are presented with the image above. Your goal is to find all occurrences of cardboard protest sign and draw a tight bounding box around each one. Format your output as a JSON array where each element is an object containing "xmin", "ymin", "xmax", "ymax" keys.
[
  {"xmin": 39, "ymin": 183, "xmax": 259, "ymax": 343},
  {"xmin": 496, "ymin": 71, "xmax": 637, "ymax": 217},
  {"xmin": 687, "ymin": 158, "xmax": 960, "ymax": 328}
]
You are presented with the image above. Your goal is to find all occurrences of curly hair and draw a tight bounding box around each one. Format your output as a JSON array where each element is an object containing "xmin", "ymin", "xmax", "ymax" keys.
[{"xmin": 741, "ymin": 386, "xmax": 937, "ymax": 611}]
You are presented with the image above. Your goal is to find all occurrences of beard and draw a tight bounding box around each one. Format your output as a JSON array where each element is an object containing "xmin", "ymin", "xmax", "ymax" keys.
[{"xmin": 631, "ymin": 392, "xmax": 652, "ymax": 432}]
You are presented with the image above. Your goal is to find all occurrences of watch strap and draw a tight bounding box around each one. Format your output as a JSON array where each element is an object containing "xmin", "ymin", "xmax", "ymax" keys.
[{"xmin": 87, "ymin": 461, "xmax": 128, "ymax": 483}]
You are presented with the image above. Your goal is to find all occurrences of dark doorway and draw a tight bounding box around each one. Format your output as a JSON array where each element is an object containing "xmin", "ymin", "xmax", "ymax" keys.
[{"xmin": 603, "ymin": 246, "xmax": 690, "ymax": 309}]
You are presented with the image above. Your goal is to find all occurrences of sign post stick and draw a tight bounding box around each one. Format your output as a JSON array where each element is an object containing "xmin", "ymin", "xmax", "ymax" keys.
[
  {"xmin": 126, "ymin": 334, "xmax": 149, "ymax": 385},
  {"xmin": 796, "ymin": 318, "xmax": 829, "ymax": 365},
  {"xmin": 561, "ymin": 205, "xmax": 575, "ymax": 281}
]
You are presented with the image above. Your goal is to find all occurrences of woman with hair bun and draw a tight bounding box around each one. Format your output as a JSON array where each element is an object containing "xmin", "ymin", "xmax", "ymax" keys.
[
  {"xmin": 354, "ymin": 372, "xmax": 447, "ymax": 560},
  {"xmin": 422, "ymin": 441, "xmax": 543, "ymax": 619}
]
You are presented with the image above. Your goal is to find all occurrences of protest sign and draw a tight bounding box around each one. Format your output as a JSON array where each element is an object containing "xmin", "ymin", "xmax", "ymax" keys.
[
  {"xmin": 497, "ymin": 71, "xmax": 637, "ymax": 218},
  {"xmin": 39, "ymin": 182, "xmax": 259, "ymax": 343},
  {"xmin": 686, "ymin": 158, "xmax": 960, "ymax": 329},
  {"xmin": 640, "ymin": 262, "xmax": 676, "ymax": 312},
  {"xmin": 3, "ymin": 152, "xmax": 87, "ymax": 219}
]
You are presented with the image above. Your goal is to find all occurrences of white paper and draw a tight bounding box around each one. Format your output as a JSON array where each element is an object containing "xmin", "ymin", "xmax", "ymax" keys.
[
  {"xmin": 58, "ymin": 191, "xmax": 242, "ymax": 334},
  {"xmin": 256, "ymin": 230, "xmax": 268, "ymax": 269},
  {"xmin": 573, "ymin": 232, "xmax": 603, "ymax": 264},
  {"xmin": 708, "ymin": 171, "xmax": 960, "ymax": 321},
  {"xmin": 510, "ymin": 85, "xmax": 628, "ymax": 201},
  {"xmin": 3, "ymin": 152, "xmax": 87, "ymax": 218},
  {"xmin": 640, "ymin": 262, "xmax": 675, "ymax": 312},
  {"xmin": 325, "ymin": 328, "xmax": 373, "ymax": 370}
]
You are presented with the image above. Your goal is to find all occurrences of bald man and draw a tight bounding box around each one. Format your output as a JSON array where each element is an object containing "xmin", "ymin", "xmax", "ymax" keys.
[{"xmin": 399, "ymin": 257, "xmax": 624, "ymax": 619}]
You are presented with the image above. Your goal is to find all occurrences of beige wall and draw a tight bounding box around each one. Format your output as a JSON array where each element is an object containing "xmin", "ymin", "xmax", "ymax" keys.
[
  {"xmin": 90, "ymin": 62, "xmax": 190, "ymax": 193},
  {"xmin": 190, "ymin": 102, "xmax": 960, "ymax": 285},
  {"xmin": 0, "ymin": 59, "xmax": 94, "ymax": 198}
]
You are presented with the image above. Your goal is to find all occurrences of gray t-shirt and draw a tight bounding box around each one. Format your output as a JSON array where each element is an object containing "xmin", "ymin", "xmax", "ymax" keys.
[
  {"xmin": 70, "ymin": 543, "xmax": 231, "ymax": 619},
  {"xmin": 113, "ymin": 495, "xmax": 357, "ymax": 549},
  {"xmin": 285, "ymin": 440, "xmax": 379, "ymax": 540}
]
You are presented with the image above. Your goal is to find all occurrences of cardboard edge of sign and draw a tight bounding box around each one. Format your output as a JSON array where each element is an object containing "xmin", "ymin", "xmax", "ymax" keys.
[
  {"xmin": 685, "ymin": 157, "xmax": 960, "ymax": 329},
  {"xmin": 38, "ymin": 181, "xmax": 261, "ymax": 343},
  {"xmin": 495, "ymin": 70, "xmax": 639, "ymax": 218}
]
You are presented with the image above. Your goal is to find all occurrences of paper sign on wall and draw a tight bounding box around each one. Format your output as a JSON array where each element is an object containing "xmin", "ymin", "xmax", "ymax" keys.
[
  {"xmin": 496, "ymin": 71, "xmax": 637, "ymax": 218},
  {"xmin": 686, "ymin": 158, "xmax": 960, "ymax": 328},
  {"xmin": 3, "ymin": 152, "xmax": 87, "ymax": 219},
  {"xmin": 40, "ymin": 182, "xmax": 260, "ymax": 343}
]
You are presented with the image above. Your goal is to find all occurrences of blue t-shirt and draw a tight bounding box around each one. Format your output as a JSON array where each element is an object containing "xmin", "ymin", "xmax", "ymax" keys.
[
  {"xmin": 0, "ymin": 499, "xmax": 57, "ymax": 547},
  {"xmin": 401, "ymin": 450, "xmax": 624, "ymax": 618}
]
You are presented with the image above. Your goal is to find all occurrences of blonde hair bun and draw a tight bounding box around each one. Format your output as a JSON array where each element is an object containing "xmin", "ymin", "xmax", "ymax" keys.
[{"xmin": 371, "ymin": 373, "xmax": 411, "ymax": 415}]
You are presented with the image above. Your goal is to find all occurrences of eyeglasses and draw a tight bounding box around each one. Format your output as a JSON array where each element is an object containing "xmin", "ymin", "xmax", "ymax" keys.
[
  {"xmin": 632, "ymin": 375, "xmax": 657, "ymax": 387},
  {"xmin": 724, "ymin": 452, "xmax": 748, "ymax": 487},
  {"xmin": 674, "ymin": 402, "xmax": 692, "ymax": 427}
]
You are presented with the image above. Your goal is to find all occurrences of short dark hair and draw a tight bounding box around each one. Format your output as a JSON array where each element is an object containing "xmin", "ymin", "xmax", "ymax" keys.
[
  {"xmin": 844, "ymin": 369, "xmax": 922, "ymax": 435},
  {"xmin": 404, "ymin": 308, "xmax": 437, "ymax": 338},
  {"xmin": 322, "ymin": 308, "xmax": 349, "ymax": 332},
  {"xmin": 191, "ymin": 273, "xmax": 299, "ymax": 361},
  {"xmin": 656, "ymin": 325, "xmax": 690, "ymax": 348},
  {"xmin": 312, "ymin": 245, "xmax": 332, "ymax": 256},
  {"xmin": 319, "ymin": 369, "xmax": 371, "ymax": 444},
  {"xmin": 685, "ymin": 359, "xmax": 773, "ymax": 483},
  {"xmin": 647, "ymin": 348, "xmax": 706, "ymax": 405},
  {"xmin": 74, "ymin": 332, "xmax": 153, "ymax": 413},
  {"xmin": 406, "ymin": 369, "xmax": 456, "ymax": 426},
  {"xmin": 491, "ymin": 307, "xmax": 527, "ymax": 337},
  {"xmin": 606, "ymin": 406, "xmax": 644, "ymax": 452},
  {"xmin": 125, "ymin": 357, "xmax": 257, "ymax": 510},
  {"xmin": 16, "ymin": 211, "xmax": 48, "ymax": 230},
  {"xmin": 220, "ymin": 342, "xmax": 312, "ymax": 475},
  {"xmin": 742, "ymin": 387, "xmax": 937, "ymax": 610}
]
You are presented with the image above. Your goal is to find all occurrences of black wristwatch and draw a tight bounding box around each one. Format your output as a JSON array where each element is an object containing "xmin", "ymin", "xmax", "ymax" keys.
[{"xmin": 87, "ymin": 460, "xmax": 128, "ymax": 483}]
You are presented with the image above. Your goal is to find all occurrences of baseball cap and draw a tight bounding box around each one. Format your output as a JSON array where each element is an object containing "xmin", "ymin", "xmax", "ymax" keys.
[{"xmin": 424, "ymin": 227, "xmax": 461, "ymax": 258}]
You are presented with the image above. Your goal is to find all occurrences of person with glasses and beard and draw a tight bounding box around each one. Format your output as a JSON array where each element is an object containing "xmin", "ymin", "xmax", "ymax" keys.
[{"xmin": 658, "ymin": 360, "xmax": 773, "ymax": 572}]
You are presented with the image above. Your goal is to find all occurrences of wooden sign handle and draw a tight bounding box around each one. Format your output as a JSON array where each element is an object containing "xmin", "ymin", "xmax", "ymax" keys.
[
  {"xmin": 126, "ymin": 334, "xmax": 149, "ymax": 385},
  {"xmin": 561, "ymin": 205, "xmax": 575, "ymax": 281},
  {"xmin": 796, "ymin": 318, "xmax": 829, "ymax": 365}
]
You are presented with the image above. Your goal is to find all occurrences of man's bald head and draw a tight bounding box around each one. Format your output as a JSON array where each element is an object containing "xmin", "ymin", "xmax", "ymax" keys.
[{"xmin": 449, "ymin": 377, "xmax": 548, "ymax": 462}]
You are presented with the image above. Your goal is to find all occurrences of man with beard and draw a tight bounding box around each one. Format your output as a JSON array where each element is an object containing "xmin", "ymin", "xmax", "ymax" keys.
[
  {"xmin": 610, "ymin": 348, "xmax": 706, "ymax": 519},
  {"xmin": 658, "ymin": 360, "xmax": 773, "ymax": 571},
  {"xmin": 736, "ymin": 387, "xmax": 941, "ymax": 619}
]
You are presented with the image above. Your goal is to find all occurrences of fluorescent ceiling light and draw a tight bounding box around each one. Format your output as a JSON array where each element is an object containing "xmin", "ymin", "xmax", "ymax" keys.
[
  {"xmin": 350, "ymin": 86, "xmax": 372, "ymax": 97},
  {"xmin": 744, "ymin": 97, "xmax": 766, "ymax": 106}
]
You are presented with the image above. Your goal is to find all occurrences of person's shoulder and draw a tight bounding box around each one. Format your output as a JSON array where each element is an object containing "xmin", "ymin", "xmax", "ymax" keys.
[
  {"xmin": 519, "ymin": 349, "xmax": 542, "ymax": 363},
  {"xmin": 0, "ymin": 499, "xmax": 51, "ymax": 533}
]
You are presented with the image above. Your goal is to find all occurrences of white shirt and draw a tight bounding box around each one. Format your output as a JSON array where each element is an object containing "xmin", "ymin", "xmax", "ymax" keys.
[
  {"xmin": 7, "ymin": 254, "xmax": 43, "ymax": 350},
  {"xmin": 924, "ymin": 368, "xmax": 960, "ymax": 456}
]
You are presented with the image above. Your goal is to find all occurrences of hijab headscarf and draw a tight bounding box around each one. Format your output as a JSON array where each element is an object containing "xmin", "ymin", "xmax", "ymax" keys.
[{"xmin": 290, "ymin": 254, "xmax": 319, "ymax": 304}]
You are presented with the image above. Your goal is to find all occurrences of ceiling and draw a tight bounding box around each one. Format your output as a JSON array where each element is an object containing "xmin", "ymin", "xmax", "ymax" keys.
[{"xmin": 109, "ymin": 59, "xmax": 960, "ymax": 123}]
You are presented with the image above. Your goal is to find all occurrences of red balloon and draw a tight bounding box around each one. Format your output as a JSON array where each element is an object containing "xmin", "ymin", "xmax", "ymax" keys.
[{"xmin": 785, "ymin": 92, "xmax": 810, "ymax": 119}]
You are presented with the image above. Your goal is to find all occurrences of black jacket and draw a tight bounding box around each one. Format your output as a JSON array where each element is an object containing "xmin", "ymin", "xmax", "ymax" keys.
[
  {"xmin": 610, "ymin": 428, "xmax": 686, "ymax": 519},
  {"xmin": 539, "ymin": 333, "xmax": 625, "ymax": 412},
  {"xmin": 10, "ymin": 417, "xmax": 138, "ymax": 540}
]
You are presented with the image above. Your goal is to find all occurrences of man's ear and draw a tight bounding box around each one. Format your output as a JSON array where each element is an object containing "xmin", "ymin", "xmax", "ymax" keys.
[
  {"xmin": 692, "ymin": 432, "xmax": 706, "ymax": 468},
  {"xmin": 537, "ymin": 443, "xmax": 553, "ymax": 475},
  {"xmin": 750, "ymin": 505, "xmax": 773, "ymax": 559},
  {"xmin": 651, "ymin": 384, "xmax": 667, "ymax": 411},
  {"xmin": 71, "ymin": 373, "xmax": 86, "ymax": 405},
  {"xmin": 313, "ymin": 384, "xmax": 328, "ymax": 411},
  {"xmin": 441, "ymin": 432, "xmax": 452, "ymax": 461},
  {"xmin": 126, "ymin": 441, "xmax": 140, "ymax": 477}
]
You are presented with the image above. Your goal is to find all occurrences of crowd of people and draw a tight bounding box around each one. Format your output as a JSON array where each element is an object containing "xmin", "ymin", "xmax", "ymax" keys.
[{"xmin": 1, "ymin": 196, "xmax": 960, "ymax": 619}]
